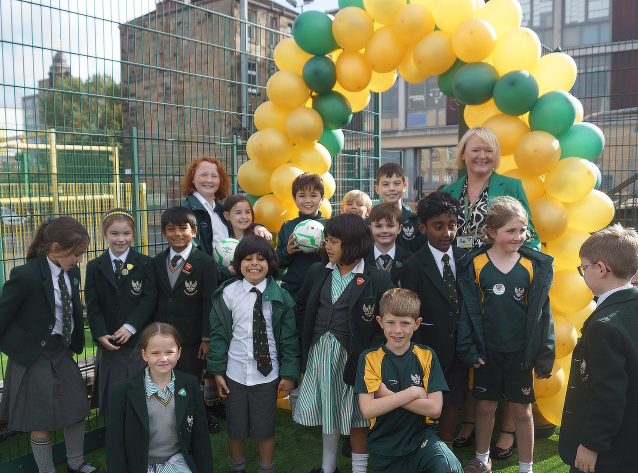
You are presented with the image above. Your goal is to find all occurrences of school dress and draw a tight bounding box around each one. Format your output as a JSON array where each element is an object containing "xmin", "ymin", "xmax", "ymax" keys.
[
  {"xmin": 0, "ymin": 254, "xmax": 89, "ymax": 431},
  {"xmin": 106, "ymin": 368, "xmax": 214, "ymax": 473},
  {"xmin": 293, "ymin": 260, "xmax": 394, "ymax": 434},
  {"xmin": 85, "ymin": 247, "xmax": 158, "ymax": 416}
]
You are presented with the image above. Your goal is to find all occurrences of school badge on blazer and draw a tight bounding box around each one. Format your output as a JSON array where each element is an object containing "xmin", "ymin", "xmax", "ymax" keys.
[
  {"xmin": 130, "ymin": 279, "xmax": 143, "ymax": 296},
  {"xmin": 361, "ymin": 303, "xmax": 375, "ymax": 322},
  {"xmin": 184, "ymin": 280, "xmax": 198, "ymax": 296}
]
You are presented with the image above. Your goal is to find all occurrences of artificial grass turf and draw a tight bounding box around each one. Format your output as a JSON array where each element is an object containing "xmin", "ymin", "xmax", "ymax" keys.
[{"xmin": 48, "ymin": 409, "xmax": 571, "ymax": 473}]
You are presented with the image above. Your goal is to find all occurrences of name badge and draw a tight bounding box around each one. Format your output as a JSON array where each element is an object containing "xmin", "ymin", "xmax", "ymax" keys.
[{"xmin": 456, "ymin": 236, "xmax": 474, "ymax": 249}]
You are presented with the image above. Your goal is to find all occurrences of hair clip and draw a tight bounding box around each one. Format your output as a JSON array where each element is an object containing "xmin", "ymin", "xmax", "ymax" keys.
[{"xmin": 44, "ymin": 216, "xmax": 52, "ymax": 225}]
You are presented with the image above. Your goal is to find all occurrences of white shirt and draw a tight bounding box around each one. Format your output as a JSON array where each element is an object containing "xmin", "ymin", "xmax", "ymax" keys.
[
  {"xmin": 428, "ymin": 243, "xmax": 456, "ymax": 279},
  {"xmin": 192, "ymin": 191, "xmax": 229, "ymax": 249},
  {"xmin": 169, "ymin": 242, "xmax": 193, "ymax": 267},
  {"xmin": 223, "ymin": 278, "xmax": 279, "ymax": 386},
  {"xmin": 596, "ymin": 284, "xmax": 632, "ymax": 307},
  {"xmin": 47, "ymin": 257, "xmax": 75, "ymax": 335},
  {"xmin": 108, "ymin": 248, "xmax": 136, "ymax": 335},
  {"xmin": 373, "ymin": 244, "xmax": 396, "ymax": 263},
  {"xmin": 325, "ymin": 257, "xmax": 366, "ymax": 274}
]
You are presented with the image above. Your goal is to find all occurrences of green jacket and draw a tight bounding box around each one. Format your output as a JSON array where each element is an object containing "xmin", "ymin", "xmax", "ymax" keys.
[
  {"xmin": 0, "ymin": 254, "xmax": 85, "ymax": 366},
  {"xmin": 207, "ymin": 276, "xmax": 301, "ymax": 381},
  {"xmin": 443, "ymin": 172, "xmax": 541, "ymax": 251},
  {"xmin": 559, "ymin": 287, "xmax": 638, "ymax": 471},
  {"xmin": 456, "ymin": 244, "xmax": 555, "ymax": 377},
  {"xmin": 106, "ymin": 369, "xmax": 214, "ymax": 473}
]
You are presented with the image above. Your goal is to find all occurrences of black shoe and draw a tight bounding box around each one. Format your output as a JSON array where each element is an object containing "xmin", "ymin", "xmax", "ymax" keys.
[
  {"xmin": 341, "ymin": 435, "xmax": 352, "ymax": 457},
  {"xmin": 207, "ymin": 413, "xmax": 221, "ymax": 433},
  {"xmin": 206, "ymin": 399, "xmax": 227, "ymax": 420},
  {"xmin": 310, "ymin": 469, "xmax": 339, "ymax": 473},
  {"xmin": 67, "ymin": 463, "xmax": 106, "ymax": 473},
  {"xmin": 490, "ymin": 430, "xmax": 516, "ymax": 460},
  {"xmin": 452, "ymin": 421, "xmax": 475, "ymax": 448}
]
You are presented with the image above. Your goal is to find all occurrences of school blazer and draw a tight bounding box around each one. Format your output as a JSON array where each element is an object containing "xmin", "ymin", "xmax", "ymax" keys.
[
  {"xmin": 85, "ymin": 248, "xmax": 158, "ymax": 347},
  {"xmin": 443, "ymin": 172, "xmax": 541, "ymax": 251},
  {"xmin": 364, "ymin": 245, "xmax": 413, "ymax": 286},
  {"xmin": 399, "ymin": 244, "xmax": 467, "ymax": 371},
  {"xmin": 298, "ymin": 261, "xmax": 394, "ymax": 385},
  {"xmin": 154, "ymin": 247, "xmax": 217, "ymax": 345},
  {"xmin": 559, "ymin": 287, "xmax": 638, "ymax": 471},
  {"xmin": 0, "ymin": 254, "xmax": 84, "ymax": 366},
  {"xmin": 106, "ymin": 369, "xmax": 214, "ymax": 473}
]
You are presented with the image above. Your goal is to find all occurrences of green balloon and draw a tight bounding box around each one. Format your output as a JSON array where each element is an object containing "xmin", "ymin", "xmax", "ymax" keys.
[
  {"xmin": 312, "ymin": 91, "xmax": 353, "ymax": 130},
  {"xmin": 438, "ymin": 59, "xmax": 466, "ymax": 98},
  {"xmin": 318, "ymin": 128, "xmax": 345, "ymax": 156},
  {"xmin": 529, "ymin": 90, "xmax": 577, "ymax": 137},
  {"xmin": 452, "ymin": 63, "xmax": 499, "ymax": 106},
  {"xmin": 292, "ymin": 11, "xmax": 339, "ymax": 56},
  {"xmin": 244, "ymin": 193, "xmax": 260, "ymax": 206},
  {"xmin": 591, "ymin": 162, "xmax": 602, "ymax": 189},
  {"xmin": 493, "ymin": 70, "xmax": 539, "ymax": 116},
  {"xmin": 302, "ymin": 56, "xmax": 337, "ymax": 94},
  {"xmin": 557, "ymin": 122, "xmax": 605, "ymax": 162},
  {"xmin": 338, "ymin": 0, "xmax": 365, "ymax": 8}
]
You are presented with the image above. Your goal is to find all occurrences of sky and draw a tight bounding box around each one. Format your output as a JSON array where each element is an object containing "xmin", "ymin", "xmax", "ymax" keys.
[{"xmin": 0, "ymin": 0, "xmax": 339, "ymax": 109}]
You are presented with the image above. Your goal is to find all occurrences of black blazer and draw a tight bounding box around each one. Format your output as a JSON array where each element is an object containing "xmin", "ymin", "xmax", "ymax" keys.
[
  {"xmin": 399, "ymin": 244, "xmax": 467, "ymax": 371},
  {"xmin": 154, "ymin": 247, "xmax": 217, "ymax": 345},
  {"xmin": 364, "ymin": 245, "xmax": 413, "ymax": 286},
  {"xmin": 85, "ymin": 248, "xmax": 157, "ymax": 347},
  {"xmin": 298, "ymin": 261, "xmax": 394, "ymax": 385},
  {"xmin": 106, "ymin": 369, "xmax": 214, "ymax": 473},
  {"xmin": 0, "ymin": 254, "xmax": 84, "ymax": 366}
]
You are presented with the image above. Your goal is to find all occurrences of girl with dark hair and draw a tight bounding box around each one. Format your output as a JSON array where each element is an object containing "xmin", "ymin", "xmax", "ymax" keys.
[{"xmin": 222, "ymin": 194, "xmax": 272, "ymax": 242}]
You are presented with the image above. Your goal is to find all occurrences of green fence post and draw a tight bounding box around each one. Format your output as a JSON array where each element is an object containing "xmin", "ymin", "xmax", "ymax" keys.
[
  {"xmin": 132, "ymin": 127, "xmax": 141, "ymax": 249},
  {"xmin": 232, "ymin": 135, "xmax": 238, "ymax": 194}
]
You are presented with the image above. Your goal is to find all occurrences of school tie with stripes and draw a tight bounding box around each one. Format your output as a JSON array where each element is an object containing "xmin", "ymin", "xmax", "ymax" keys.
[
  {"xmin": 114, "ymin": 258, "xmax": 123, "ymax": 282},
  {"xmin": 251, "ymin": 287, "xmax": 272, "ymax": 376},
  {"xmin": 441, "ymin": 254, "xmax": 459, "ymax": 316},
  {"xmin": 170, "ymin": 254, "xmax": 182, "ymax": 272},
  {"xmin": 58, "ymin": 271, "xmax": 72, "ymax": 347},
  {"xmin": 378, "ymin": 254, "xmax": 393, "ymax": 271}
]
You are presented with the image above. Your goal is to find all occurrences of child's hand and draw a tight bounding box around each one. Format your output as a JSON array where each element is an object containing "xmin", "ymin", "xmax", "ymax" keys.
[
  {"xmin": 473, "ymin": 358, "xmax": 485, "ymax": 369},
  {"xmin": 408, "ymin": 385, "xmax": 428, "ymax": 400},
  {"xmin": 534, "ymin": 370, "xmax": 549, "ymax": 380},
  {"xmin": 228, "ymin": 265, "xmax": 236, "ymax": 276},
  {"xmin": 97, "ymin": 335, "xmax": 120, "ymax": 351},
  {"xmin": 113, "ymin": 326, "xmax": 132, "ymax": 344},
  {"xmin": 254, "ymin": 226, "xmax": 273, "ymax": 241},
  {"xmin": 278, "ymin": 379, "xmax": 294, "ymax": 394},
  {"xmin": 198, "ymin": 341, "xmax": 210, "ymax": 360},
  {"xmin": 215, "ymin": 375, "xmax": 230, "ymax": 398},
  {"xmin": 575, "ymin": 444, "xmax": 597, "ymax": 472},
  {"xmin": 286, "ymin": 233, "xmax": 301, "ymax": 254},
  {"xmin": 375, "ymin": 382, "xmax": 393, "ymax": 398}
]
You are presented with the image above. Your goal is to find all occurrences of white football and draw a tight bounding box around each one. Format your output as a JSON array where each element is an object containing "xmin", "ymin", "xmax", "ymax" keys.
[
  {"xmin": 293, "ymin": 220, "xmax": 324, "ymax": 254},
  {"xmin": 214, "ymin": 238, "xmax": 239, "ymax": 267}
]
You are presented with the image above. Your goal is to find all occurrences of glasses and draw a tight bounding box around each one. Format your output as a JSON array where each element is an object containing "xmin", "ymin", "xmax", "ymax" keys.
[{"xmin": 576, "ymin": 262, "xmax": 611, "ymax": 277}]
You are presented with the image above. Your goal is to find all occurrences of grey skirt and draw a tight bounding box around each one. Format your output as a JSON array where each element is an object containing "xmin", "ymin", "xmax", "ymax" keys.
[
  {"xmin": 0, "ymin": 335, "xmax": 90, "ymax": 432},
  {"xmin": 90, "ymin": 344, "xmax": 145, "ymax": 416}
]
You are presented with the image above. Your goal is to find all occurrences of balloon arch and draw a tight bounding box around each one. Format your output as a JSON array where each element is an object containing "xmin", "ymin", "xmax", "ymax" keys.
[{"xmin": 238, "ymin": 0, "xmax": 612, "ymax": 425}]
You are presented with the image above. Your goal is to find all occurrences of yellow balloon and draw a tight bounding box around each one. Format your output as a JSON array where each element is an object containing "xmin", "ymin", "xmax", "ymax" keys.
[
  {"xmin": 413, "ymin": 30, "xmax": 457, "ymax": 75},
  {"xmin": 482, "ymin": 114, "xmax": 530, "ymax": 156},
  {"xmin": 535, "ymin": 370, "xmax": 567, "ymax": 426},
  {"xmin": 545, "ymin": 227, "xmax": 591, "ymax": 269},
  {"xmin": 492, "ymin": 27, "xmax": 541, "ymax": 76},
  {"xmin": 399, "ymin": 45, "xmax": 430, "ymax": 84},
  {"xmin": 333, "ymin": 82, "xmax": 371, "ymax": 113},
  {"xmin": 336, "ymin": 50, "xmax": 372, "ymax": 92},
  {"xmin": 393, "ymin": 3, "xmax": 435, "ymax": 45},
  {"xmin": 364, "ymin": 26, "xmax": 407, "ymax": 73},
  {"xmin": 369, "ymin": 70, "xmax": 398, "ymax": 93},
  {"xmin": 494, "ymin": 154, "xmax": 517, "ymax": 174},
  {"xmin": 254, "ymin": 101, "xmax": 288, "ymax": 131},
  {"xmin": 270, "ymin": 163, "xmax": 304, "ymax": 204},
  {"xmin": 502, "ymin": 169, "xmax": 545, "ymax": 202},
  {"xmin": 246, "ymin": 132, "xmax": 258, "ymax": 161},
  {"xmin": 529, "ymin": 197, "xmax": 569, "ymax": 242},
  {"xmin": 530, "ymin": 52, "xmax": 578, "ymax": 97},
  {"xmin": 410, "ymin": 0, "xmax": 433, "ymax": 8},
  {"xmin": 285, "ymin": 107, "xmax": 324, "ymax": 145},
  {"xmin": 452, "ymin": 18, "xmax": 497, "ymax": 63},
  {"xmin": 322, "ymin": 172, "xmax": 336, "ymax": 200},
  {"xmin": 332, "ymin": 7, "xmax": 374, "ymax": 51},
  {"xmin": 513, "ymin": 130, "xmax": 561, "ymax": 176},
  {"xmin": 290, "ymin": 143, "xmax": 332, "ymax": 175},
  {"xmin": 544, "ymin": 157, "xmax": 596, "ymax": 203},
  {"xmin": 574, "ymin": 98, "xmax": 584, "ymax": 123},
  {"xmin": 464, "ymin": 99, "xmax": 500, "ymax": 128},
  {"xmin": 253, "ymin": 194, "xmax": 293, "ymax": 232},
  {"xmin": 319, "ymin": 198, "xmax": 333, "ymax": 218},
  {"xmin": 561, "ymin": 300, "xmax": 595, "ymax": 336},
  {"xmin": 553, "ymin": 314, "xmax": 577, "ymax": 359},
  {"xmin": 563, "ymin": 190, "xmax": 615, "ymax": 233},
  {"xmin": 252, "ymin": 128, "xmax": 293, "ymax": 167},
  {"xmin": 266, "ymin": 70, "xmax": 311, "ymax": 110},
  {"xmin": 550, "ymin": 269, "xmax": 593, "ymax": 314},
  {"xmin": 534, "ymin": 362, "xmax": 564, "ymax": 399},
  {"xmin": 273, "ymin": 37, "xmax": 313, "ymax": 75},
  {"xmin": 237, "ymin": 160, "xmax": 274, "ymax": 196},
  {"xmin": 476, "ymin": 0, "xmax": 522, "ymax": 38},
  {"xmin": 432, "ymin": 0, "xmax": 477, "ymax": 34},
  {"xmin": 362, "ymin": 0, "xmax": 406, "ymax": 26}
]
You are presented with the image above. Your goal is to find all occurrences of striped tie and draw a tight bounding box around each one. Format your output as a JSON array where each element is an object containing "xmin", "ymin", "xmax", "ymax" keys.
[{"xmin": 58, "ymin": 271, "xmax": 72, "ymax": 347}]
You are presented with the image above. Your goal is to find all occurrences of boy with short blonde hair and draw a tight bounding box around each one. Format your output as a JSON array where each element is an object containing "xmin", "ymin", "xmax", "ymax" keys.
[{"xmin": 342, "ymin": 190, "xmax": 372, "ymax": 218}]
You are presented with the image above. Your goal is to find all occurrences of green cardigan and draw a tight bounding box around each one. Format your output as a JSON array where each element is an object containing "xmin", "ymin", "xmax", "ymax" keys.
[{"xmin": 443, "ymin": 172, "xmax": 541, "ymax": 251}]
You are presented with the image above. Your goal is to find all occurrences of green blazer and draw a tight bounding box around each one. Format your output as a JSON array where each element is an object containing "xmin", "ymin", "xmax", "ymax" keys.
[
  {"xmin": 154, "ymin": 247, "xmax": 217, "ymax": 345},
  {"xmin": 85, "ymin": 248, "xmax": 157, "ymax": 347},
  {"xmin": 106, "ymin": 369, "xmax": 214, "ymax": 473},
  {"xmin": 399, "ymin": 244, "xmax": 467, "ymax": 371},
  {"xmin": 559, "ymin": 287, "xmax": 638, "ymax": 472},
  {"xmin": 298, "ymin": 261, "xmax": 394, "ymax": 385},
  {"xmin": 364, "ymin": 245, "xmax": 413, "ymax": 286},
  {"xmin": 443, "ymin": 172, "xmax": 541, "ymax": 251},
  {"xmin": 0, "ymin": 254, "xmax": 84, "ymax": 366}
]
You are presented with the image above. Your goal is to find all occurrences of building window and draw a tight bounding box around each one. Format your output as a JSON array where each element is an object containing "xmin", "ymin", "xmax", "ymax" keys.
[
  {"xmin": 247, "ymin": 10, "xmax": 257, "ymax": 42},
  {"xmin": 381, "ymin": 81, "xmax": 399, "ymax": 130},
  {"xmin": 418, "ymin": 147, "xmax": 456, "ymax": 189},
  {"xmin": 520, "ymin": 0, "xmax": 554, "ymax": 46},
  {"xmin": 406, "ymin": 77, "xmax": 445, "ymax": 128},
  {"xmin": 563, "ymin": 0, "xmax": 611, "ymax": 47},
  {"xmin": 269, "ymin": 17, "xmax": 279, "ymax": 45},
  {"xmin": 247, "ymin": 60, "xmax": 258, "ymax": 94},
  {"xmin": 601, "ymin": 174, "xmax": 613, "ymax": 192}
]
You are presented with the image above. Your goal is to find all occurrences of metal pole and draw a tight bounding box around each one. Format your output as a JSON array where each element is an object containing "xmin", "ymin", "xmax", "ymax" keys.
[
  {"xmin": 240, "ymin": 0, "xmax": 248, "ymax": 131},
  {"xmin": 113, "ymin": 146, "xmax": 121, "ymax": 207},
  {"xmin": 232, "ymin": 135, "xmax": 238, "ymax": 194},
  {"xmin": 47, "ymin": 129, "xmax": 59, "ymax": 215},
  {"xmin": 21, "ymin": 150, "xmax": 30, "ymax": 196},
  {"xmin": 132, "ymin": 128, "xmax": 141, "ymax": 249}
]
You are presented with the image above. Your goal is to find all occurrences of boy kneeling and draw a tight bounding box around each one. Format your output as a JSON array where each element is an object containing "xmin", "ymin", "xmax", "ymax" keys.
[{"xmin": 355, "ymin": 288, "xmax": 463, "ymax": 473}]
